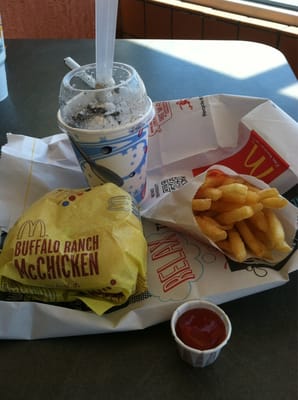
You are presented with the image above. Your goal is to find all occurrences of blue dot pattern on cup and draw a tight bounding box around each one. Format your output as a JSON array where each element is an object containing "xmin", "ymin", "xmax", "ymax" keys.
[{"xmin": 71, "ymin": 124, "xmax": 149, "ymax": 203}]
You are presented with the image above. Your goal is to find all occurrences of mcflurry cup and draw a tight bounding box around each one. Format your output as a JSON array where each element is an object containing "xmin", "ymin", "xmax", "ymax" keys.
[{"xmin": 57, "ymin": 62, "xmax": 154, "ymax": 203}]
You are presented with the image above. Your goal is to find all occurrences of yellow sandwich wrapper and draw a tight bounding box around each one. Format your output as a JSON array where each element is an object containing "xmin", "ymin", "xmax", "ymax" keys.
[{"xmin": 0, "ymin": 183, "xmax": 147, "ymax": 315}]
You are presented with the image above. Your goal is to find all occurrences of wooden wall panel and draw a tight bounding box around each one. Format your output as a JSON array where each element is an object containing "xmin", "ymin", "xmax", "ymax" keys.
[
  {"xmin": 1, "ymin": 0, "xmax": 95, "ymax": 39},
  {"xmin": 118, "ymin": 0, "xmax": 145, "ymax": 38},
  {"xmin": 172, "ymin": 9, "xmax": 203, "ymax": 39},
  {"xmin": 278, "ymin": 34, "xmax": 298, "ymax": 78},
  {"xmin": 145, "ymin": 3, "xmax": 171, "ymax": 38},
  {"xmin": 239, "ymin": 24, "xmax": 279, "ymax": 48},
  {"xmin": 203, "ymin": 16, "xmax": 238, "ymax": 39}
]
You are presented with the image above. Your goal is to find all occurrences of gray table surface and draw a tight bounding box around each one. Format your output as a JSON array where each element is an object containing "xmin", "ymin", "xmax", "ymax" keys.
[{"xmin": 0, "ymin": 39, "xmax": 297, "ymax": 400}]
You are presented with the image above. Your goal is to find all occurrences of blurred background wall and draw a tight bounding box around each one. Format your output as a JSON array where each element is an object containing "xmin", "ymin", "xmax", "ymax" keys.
[{"xmin": 0, "ymin": 0, "xmax": 297, "ymax": 77}]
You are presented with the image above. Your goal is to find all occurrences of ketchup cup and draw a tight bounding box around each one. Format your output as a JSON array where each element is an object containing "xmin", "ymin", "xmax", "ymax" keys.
[{"xmin": 171, "ymin": 300, "xmax": 232, "ymax": 367}]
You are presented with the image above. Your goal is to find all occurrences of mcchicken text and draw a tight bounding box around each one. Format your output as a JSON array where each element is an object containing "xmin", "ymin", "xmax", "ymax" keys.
[
  {"xmin": 12, "ymin": 235, "xmax": 100, "ymax": 281},
  {"xmin": 14, "ymin": 253, "xmax": 99, "ymax": 281}
]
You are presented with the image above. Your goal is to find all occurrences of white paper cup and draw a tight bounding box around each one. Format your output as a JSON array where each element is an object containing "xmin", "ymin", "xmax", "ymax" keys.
[
  {"xmin": 0, "ymin": 60, "xmax": 8, "ymax": 102},
  {"xmin": 171, "ymin": 300, "xmax": 232, "ymax": 367},
  {"xmin": 57, "ymin": 62, "xmax": 154, "ymax": 204},
  {"xmin": 0, "ymin": 15, "xmax": 8, "ymax": 102}
]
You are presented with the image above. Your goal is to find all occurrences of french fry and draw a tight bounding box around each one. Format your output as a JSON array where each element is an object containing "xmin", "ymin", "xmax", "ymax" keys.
[
  {"xmin": 195, "ymin": 215, "xmax": 228, "ymax": 242},
  {"xmin": 192, "ymin": 198, "xmax": 212, "ymax": 212},
  {"xmin": 219, "ymin": 183, "xmax": 248, "ymax": 203},
  {"xmin": 277, "ymin": 241, "xmax": 292, "ymax": 253},
  {"xmin": 217, "ymin": 229, "xmax": 247, "ymax": 262},
  {"xmin": 202, "ymin": 169, "xmax": 244, "ymax": 188},
  {"xmin": 235, "ymin": 220, "xmax": 268, "ymax": 258},
  {"xmin": 261, "ymin": 197, "xmax": 288, "ymax": 209},
  {"xmin": 244, "ymin": 183, "xmax": 261, "ymax": 193},
  {"xmin": 201, "ymin": 174, "xmax": 227, "ymax": 188},
  {"xmin": 197, "ymin": 210, "xmax": 218, "ymax": 219},
  {"xmin": 257, "ymin": 187, "xmax": 279, "ymax": 200},
  {"xmin": 250, "ymin": 202, "xmax": 264, "ymax": 214},
  {"xmin": 210, "ymin": 200, "xmax": 244, "ymax": 213},
  {"xmin": 263, "ymin": 209, "xmax": 292, "ymax": 252},
  {"xmin": 246, "ymin": 190, "xmax": 259, "ymax": 204},
  {"xmin": 216, "ymin": 239, "xmax": 232, "ymax": 254},
  {"xmin": 246, "ymin": 223, "xmax": 274, "ymax": 259},
  {"xmin": 228, "ymin": 229, "xmax": 247, "ymax": 262},
  {"xmin": 216, "ymin": 205, "xmax": 254, "ymax": 225},
  {"xmin": 249, "ymin": 210, "xmax": 268, "ymax": 232},
  {"xmin": 211, "ymin": 199, "xmax": 261, "ymax": 214},
  {"xmin": 195, "ymin": 187, "xmax": 222, "ymax": 201}
]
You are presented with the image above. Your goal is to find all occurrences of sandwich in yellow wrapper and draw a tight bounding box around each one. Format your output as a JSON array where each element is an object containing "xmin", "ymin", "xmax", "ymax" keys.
[{"xmin": 0, "ymin": 183, "xmax": 148, "ymax": 315}]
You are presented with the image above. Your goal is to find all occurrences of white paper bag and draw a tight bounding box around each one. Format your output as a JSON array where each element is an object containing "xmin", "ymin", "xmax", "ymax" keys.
[
  {"xmin": 142, "ymin": 94, "xmax": 298, "ymax": 212},
  {"xmin": 0, "ymin": 133, "xmax": 88, "ymax": 231},
  {"xmin": 0, "ymin": 94, "xmax": 297, "ymax": 339}
]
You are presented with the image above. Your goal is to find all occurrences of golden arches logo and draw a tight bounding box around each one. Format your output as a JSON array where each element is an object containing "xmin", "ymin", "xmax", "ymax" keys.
[
  {"xmin": 244, "ymin": 144, "xmax": 274, "ymax": 179},
  {"xmin": 16, "ymin": 219, "xmax": 46, "ymax": 240}
]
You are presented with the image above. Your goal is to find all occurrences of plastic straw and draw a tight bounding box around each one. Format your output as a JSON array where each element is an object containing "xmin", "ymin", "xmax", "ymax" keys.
[{"xmin": 95, "ymin": 0, "xmax": 118, "ymax": 87}]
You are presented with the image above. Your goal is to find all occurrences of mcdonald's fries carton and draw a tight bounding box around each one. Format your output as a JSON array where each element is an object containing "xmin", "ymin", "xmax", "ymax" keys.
[
  {"xmin": 141, "ymin": 94, "xmax": 298, "ymax": 265},
  {"xmin": 141, "ymin": 165, "xmax": 297, "ymax": 264}
]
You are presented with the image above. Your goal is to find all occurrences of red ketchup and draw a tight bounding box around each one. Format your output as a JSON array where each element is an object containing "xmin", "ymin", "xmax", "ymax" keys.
[{"xmin": 175, "ymin": 308, "xmax": 226, "ymax": 350}]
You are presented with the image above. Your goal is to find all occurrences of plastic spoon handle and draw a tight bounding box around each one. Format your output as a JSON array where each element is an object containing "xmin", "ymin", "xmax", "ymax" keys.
[{"xmin": 69, "ymin": 137, "xmax": 124, "ymax": 187}]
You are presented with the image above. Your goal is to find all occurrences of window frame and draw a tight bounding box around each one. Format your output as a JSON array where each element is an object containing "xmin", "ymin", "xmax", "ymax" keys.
[
  {"xmin": 180, "ymin": 0, "xmax": 298, "ymax": 26},
  {"xmin": 248, "ymin": 0, "xmax": 297, "ymax": 13}
]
